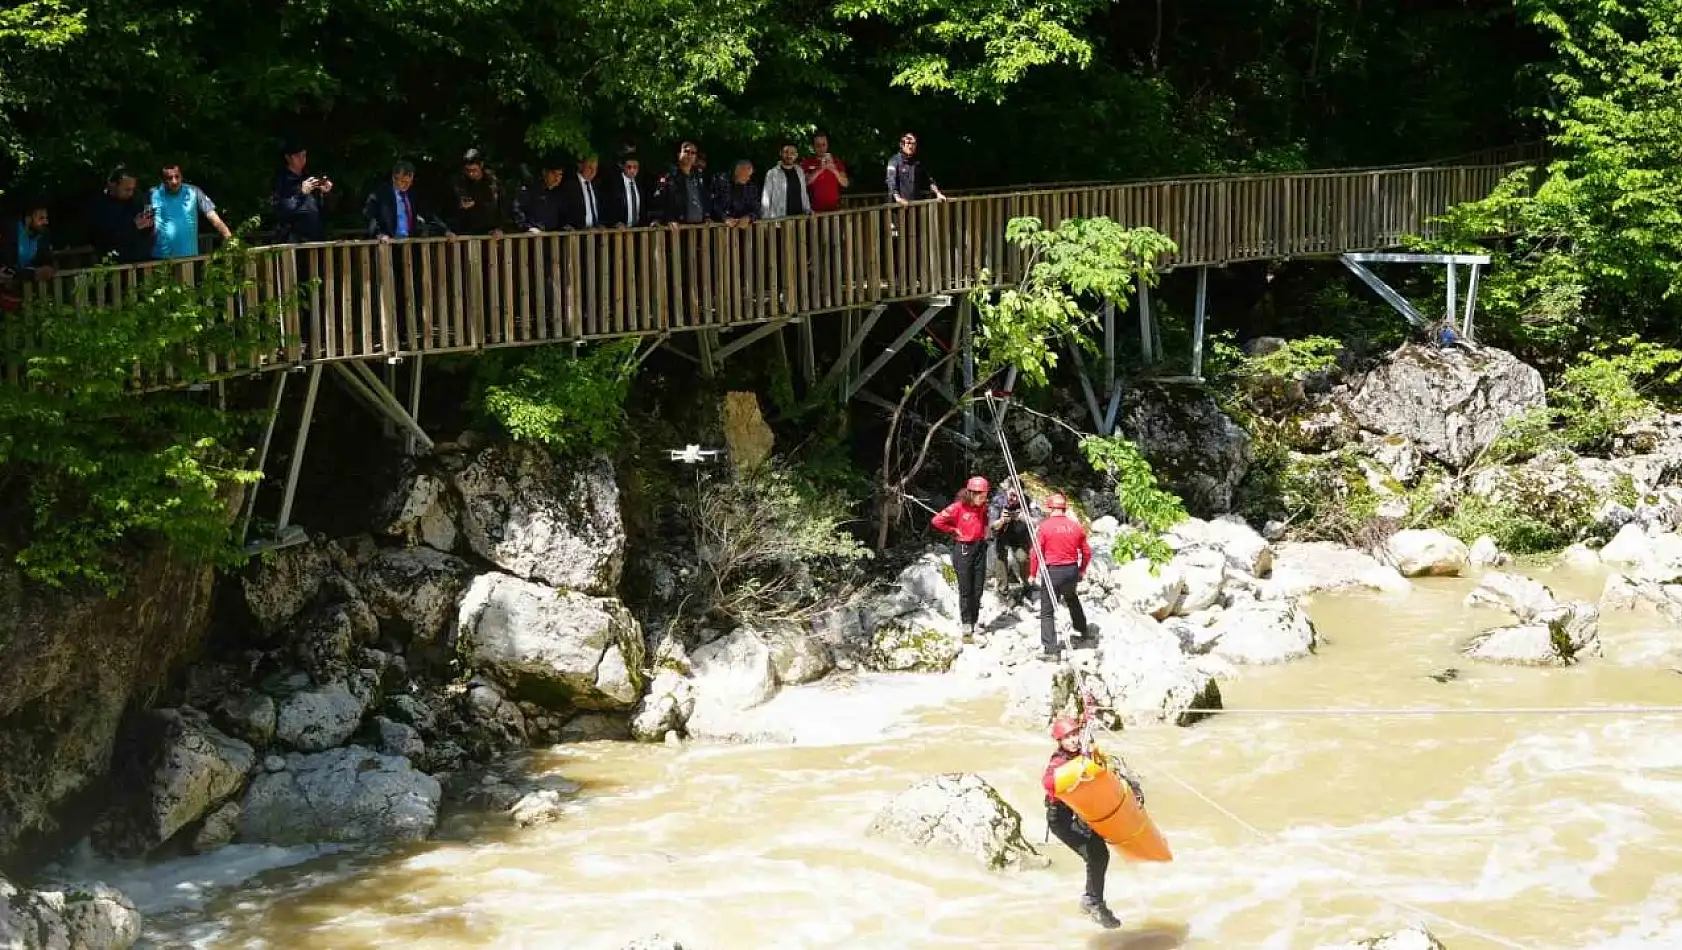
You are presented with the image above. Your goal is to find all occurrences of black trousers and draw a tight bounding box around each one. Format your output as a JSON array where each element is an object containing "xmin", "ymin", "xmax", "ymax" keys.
[
  {"xmin": 1047, "ymin": 800, "xmax": 1109, "ymax": 903},
  {"xmin": 1039, "ymin": 563, "xmax": 1088, "ymax": 651},
  {"xmin": 994, "ymin": 522, "xmax": 1029, "ymax": 584},
  {"xmin": 951, "ymin": 539, "xmax": 988, "ymax": 626}
]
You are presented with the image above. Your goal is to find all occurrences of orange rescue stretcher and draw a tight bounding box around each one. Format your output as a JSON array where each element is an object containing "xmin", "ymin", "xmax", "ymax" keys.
[{"xmin": 1051, "ymin": 753, "xmax": 1173, "ymax": 862}]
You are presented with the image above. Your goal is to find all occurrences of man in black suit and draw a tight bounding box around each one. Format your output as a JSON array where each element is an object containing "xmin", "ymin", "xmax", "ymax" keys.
[
  {"xmin": 559, "ymin": 155, "xmax": 605, "ymax": 231},
  {"xmin": 602, "ymin": 150, "xmax": 647, "ymax": 229},
  {"xmin": 362, "ymin": 161, "xmax": 451, "ymax": 350}
]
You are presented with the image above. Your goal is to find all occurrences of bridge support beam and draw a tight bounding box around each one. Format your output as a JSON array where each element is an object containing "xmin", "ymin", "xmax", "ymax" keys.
[
  {"xmin": 1340, "ymin": 252, "xmax": 1491, "ymax": 341},
  {"xmin": 818, "ymin": 303, "xmax": 888, "ymax": 402},
  {"xmin": 1138, "ymin": 277, "xmax": 1157, "ymax": 364},
  {"xmin": 331, "ymin": 361, "xmax": 435, "ymax": 454},
  {"xmin": 243, "ymin": 363, "xmax": 322, "ymax": 556},
  {"xmin": 845, "ymin": 297, "xmax": 951, "ymax": 403}
]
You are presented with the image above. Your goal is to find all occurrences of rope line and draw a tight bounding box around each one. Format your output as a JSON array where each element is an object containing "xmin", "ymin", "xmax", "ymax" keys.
[
  {"xmin": 1150, "ymin": 762, "xmax": 1532, "ymax": 950},
  {"xmin": 981, "ymin": 390, "xmax": 1068, "ymax": 650},
  {"xmin": 1169, "ymin": 705, "xmax": 1682, "ymax": 718}
]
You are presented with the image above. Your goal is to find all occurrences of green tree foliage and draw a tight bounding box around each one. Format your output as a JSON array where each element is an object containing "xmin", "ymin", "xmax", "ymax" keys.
[
  {"xmin": 873, "ymin": 215, "xmax": 1174, "ymax": 547},
  {"xmin": 469, "ymin": 339, "xmax": 641, "ymax": 455},
  {"xmin": 1426, "ymin": 0, "xmax": 1682, "ymax": 363},
  {"xmin": 1078, "ymin": 434, "xmax": 1187, "ymax": 566},
  {"xmin": 0, "ymin": 244, "xmax": 285, "ymax": 588}
]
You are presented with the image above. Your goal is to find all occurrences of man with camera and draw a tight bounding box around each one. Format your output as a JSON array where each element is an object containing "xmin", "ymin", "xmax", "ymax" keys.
[
  {"xmin": 988, "ymin": 486, "xmax": 1038, "ymax": 601},
  {"xmin": 272, "ymin": 141, "xmax": 333, "ymax": 244}
]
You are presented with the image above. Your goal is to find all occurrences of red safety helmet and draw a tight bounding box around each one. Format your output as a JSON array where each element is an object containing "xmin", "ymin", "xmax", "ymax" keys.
[
  {"xmin": 1050, "ymin": 717, "xmax": 1082, "ymax": 742},
  {"xmin": 1045, "ymin": 493, "xmax": 1068, "ymax": 511},
  {"xmin": 965, "ymin": 476, "xmax": 990, "ymax": 494}
]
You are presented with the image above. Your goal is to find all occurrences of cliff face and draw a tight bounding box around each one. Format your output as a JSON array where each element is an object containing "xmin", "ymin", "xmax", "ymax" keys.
[{"xmin": 0, "ymin": 549, "xmax": 216, "ymax": 870}]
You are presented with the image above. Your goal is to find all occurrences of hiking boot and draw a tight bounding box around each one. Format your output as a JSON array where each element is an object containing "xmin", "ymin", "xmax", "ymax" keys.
[
  {"xmin": 1036, "ymin": 649, "xmax": 1063, "ymax": 663},
  {"xmin": 1080, "ymin": 897, "xmax": 1121, "ymax": 929},
  {"xmin": 962, "ymin": 624, "xmax": 978, "ymax": 643}
]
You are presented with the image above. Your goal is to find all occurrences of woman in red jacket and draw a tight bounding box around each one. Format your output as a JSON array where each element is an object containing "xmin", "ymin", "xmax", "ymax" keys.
[
  {"xmin": 1043, "ymin": 716, "xmax": 1123, "ymax": 929},
  {"xmin": 930, "ymin": 475, "xmax": 991, "ymax": 638}
]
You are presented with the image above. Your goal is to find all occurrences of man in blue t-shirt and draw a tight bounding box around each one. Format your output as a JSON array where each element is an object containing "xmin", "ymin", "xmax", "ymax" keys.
[{"xmin": 149, "ymin": 163, "xmax": 233, "ymax": 259}]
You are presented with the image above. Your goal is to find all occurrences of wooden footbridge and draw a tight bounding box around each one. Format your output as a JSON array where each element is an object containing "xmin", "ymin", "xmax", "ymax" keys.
[{"xmin": 1, "ymin": 147, "xmax": 1533, "ymax": 550}]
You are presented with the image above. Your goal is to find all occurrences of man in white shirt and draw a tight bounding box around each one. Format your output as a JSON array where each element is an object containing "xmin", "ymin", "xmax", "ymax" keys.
[
  {"xmin": 607, "ymin": 151, "xmax": 646, "ymax": 228},
  {"xmin": 561, "ymin": 155, "xmax": 603, "ymax": 230}
]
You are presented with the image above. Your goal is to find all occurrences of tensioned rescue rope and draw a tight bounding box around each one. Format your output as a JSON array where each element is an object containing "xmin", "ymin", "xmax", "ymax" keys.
[
  {"xmin": 1168, "ymin": 705, "xmax": 1682, "ymax": 718},
  {"xmin": 981, "ymin": 390, "xmax": 1069, "ymax": 649},
  {"xmin": 1081, "ymin": 720, "xmax": 1533, "ymax": 950}
]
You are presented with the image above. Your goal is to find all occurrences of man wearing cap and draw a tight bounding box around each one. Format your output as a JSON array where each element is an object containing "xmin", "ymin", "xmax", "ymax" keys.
[
  {"xmin": 931, "ymin": 475, "xmax": 992, "ymax": 639},
  {"xmin": 272, "ymin": 141, "xmax": 332, "ymax": 244},
  {"xmin": 1028, "ymin": 494, "xmax": 1092, "ymax": 660}
]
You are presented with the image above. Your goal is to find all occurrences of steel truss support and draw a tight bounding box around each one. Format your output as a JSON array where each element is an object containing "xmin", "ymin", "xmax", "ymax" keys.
[
  {"xmin": 845, "ymin": 296, "xmax": 951, "ymax": 402},
  {"xmin": 817, "ymin": 303, "xmax": 888, "ymax": 400},
  {"xmin": 331, "ymin": 360, "xmax": 435, "ymax": 454},
  {"xmin": 243, "ymin": 363, "xmax": 322, "ymax": 556},
  {"xmin": 1340, "ymin": 252, "xmax": 1491, "ymax": 340}
]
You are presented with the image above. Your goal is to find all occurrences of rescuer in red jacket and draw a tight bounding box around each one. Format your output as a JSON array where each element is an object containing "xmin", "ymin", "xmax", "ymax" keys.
[
  {"xmin": 1042, "ymin": 716, "xmax": 1122, "ymax": 929},
  {"xmin": 930, "ymin": 475, "xmax": 991, "ymax": 638},
  {"xmin": 1027, "ymin": 493, "xmax": 1092, "ymax": 659}
]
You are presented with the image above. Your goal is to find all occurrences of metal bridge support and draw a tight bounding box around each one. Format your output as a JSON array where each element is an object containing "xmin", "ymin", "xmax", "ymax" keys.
[
  {"xmin": 818, "ymin": 303, "xmax": 888, "ymax": 402},
  {"xmin": 1340, "ymin": 252, "xmax": 1491, "ymax": 341},
  {"xmin": 330, "ymin": 361, "xmax": 435, "ymax": 454},
  {"xmin": 241, "ymin": 363, "xmax": 322, "ymax": 555},
  {"xmin": 844, "ymin": 297, "xmax": 950, "ymax": 403}
]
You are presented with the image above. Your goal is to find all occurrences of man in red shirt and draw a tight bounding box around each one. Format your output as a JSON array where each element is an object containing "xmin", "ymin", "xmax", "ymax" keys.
[
  {"xmin": 930, "ymin": 475, "xmax": 991, "ymax": 638},
  {"xmin": 799, "ymin": 131, "xmax": 850, "ymax": 213},
  {"xmin": 1028, "ymin": 493, "xmax": 1093, "ymax": 659}
]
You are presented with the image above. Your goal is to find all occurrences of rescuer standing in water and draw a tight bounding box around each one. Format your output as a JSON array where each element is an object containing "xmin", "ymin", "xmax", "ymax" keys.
[{"xmin": 930, "ymin": 475, "xmax": 991, "ymax": 639}]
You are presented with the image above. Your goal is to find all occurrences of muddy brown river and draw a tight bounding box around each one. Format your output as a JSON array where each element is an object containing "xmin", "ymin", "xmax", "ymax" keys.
[{"xmin": 103, "ymin": 566, "xmax": 1682, "ymax": 949}]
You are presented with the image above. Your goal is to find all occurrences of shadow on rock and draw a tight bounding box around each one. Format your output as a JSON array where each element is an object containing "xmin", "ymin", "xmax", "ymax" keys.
[{"xmin": 1086, "ymin": 919, "xmax": 1190, "ymax": 950}]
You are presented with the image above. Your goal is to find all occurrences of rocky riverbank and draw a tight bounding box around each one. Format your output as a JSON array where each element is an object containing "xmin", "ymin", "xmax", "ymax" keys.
[{"xmin": 10, "ymin": 339, "xmax": 1682, "ymax": 948}]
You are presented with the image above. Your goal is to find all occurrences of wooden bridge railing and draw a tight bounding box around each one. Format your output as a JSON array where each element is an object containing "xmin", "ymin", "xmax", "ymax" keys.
[{"xmin": 4, "ymin": 159, "xmax": 1528, "ymax": 386}]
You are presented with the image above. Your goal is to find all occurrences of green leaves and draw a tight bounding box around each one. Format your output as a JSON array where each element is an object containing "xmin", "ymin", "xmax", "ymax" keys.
[
  {"xmin": 1078, "ymin": 434, "xmax": 1187, "ymax": 567},
  {"xmin": 0, "ymin": 244, "xmax": 286, "ymax": 590},
  {"xmin": 471, "ymin": 339, "xmax": 640, "ymax": 455}
]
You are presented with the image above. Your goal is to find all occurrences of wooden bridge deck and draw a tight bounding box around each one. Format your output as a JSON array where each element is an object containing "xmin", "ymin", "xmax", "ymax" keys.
[{"xmin": 3, "ymin": 156, "xmax": 1529, "ymax": 385}]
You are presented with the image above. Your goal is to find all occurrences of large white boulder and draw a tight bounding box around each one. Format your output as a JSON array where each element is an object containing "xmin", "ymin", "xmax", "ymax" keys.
[
  {"xmin": 683, "ymin": 629, "xmax": 781, "ymax": 739},
  {"xmin": 1463, "ymin": 601, "xmax": 1601, "ymax": 666},
  {"xmin": 1088, "ymin": 611, "xmax": 1222, "ymax": 726},
  {"xmin": 377, "ymin": 469, "xmax": 459, "ymax": 552},
  {"xmin": 1108, "ymin": 560, "xmax": 1186, "ymax": 619},
  {"xmin": 452, "ymin": 445, "xmax": 625, "ymax": 595},
  {"xmin": 1385, "ymin": 529, "xmax": 1469, "ymax": 577},
  {"xmin": 239, "ymin": 746, "xmax": 441, "ymax": 846},
  {"xmin": 1205, "ymin": 600, "xmax": 1317, "ymax": 665},
  {"xmin": 1464, "ymin": 571, "xmax": 1559, "ymax": 622},
  {"xmin": 126, "ymin": 708, "xmax": 255, "ymax": 852},
  {"xmin": 1272, "ymin": 542, "xmax": 1410, "ymax": 597},
  {"xmin": 358, "ymin": 547, "xmax": 476, "ymax": 646},
  {"xmin": 866, "ymin": 773, "xmax": 1047, "ymax": 871},
  {"xmin": 1344, "ymin": 342, "xmax": 1545, "ymax": 469},
  {"xmin": 0, "ymin": 877, "xmax": 141, "ymax": 950},
  {"xmin": 455, "ymin": 572, "xmax": 645, "ymax": 710}
]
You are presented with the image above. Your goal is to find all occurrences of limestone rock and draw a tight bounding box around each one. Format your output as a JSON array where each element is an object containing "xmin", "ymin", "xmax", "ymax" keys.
[
  {"xmin": 212, "ymin": 691, "xmax": 277, "ymax": 748},
  {"xmin": 1000, "ymin": 662, "xmax": 1081, "ymax": 729},
  {"xmin": 1344, "ymin": 342, "xmax": 1545, "ymax": 468},
  {"xmin": 191, "ymin": 801, "xmax": 241, "ymax": 854},
  {"xmin": 1385, "ymin": 529, "xmax": 1469, "ymax": 577},
  {"xmin": 632, "ymin": 659, "xmax": 697, "ymax": 743},
  {"xmin": 274, "ymin": 682, "xmax": 368, "ymax": 752},
  {"xmin": 866, "ymin": 773, "xmax": 1047, "ymax": 871},
  {"xmin": 358, "ymin": 547, "xmax": 476, "ymax": 646},
  {"xmin": 0, "ymin": 877, "xmax": 142, "ymax": 950},
  {"xmin": 242, "ymin": 540, "xmax": 334, "ymax": 633},
  {"xmin": 1464, "ymin": 601, "xmax": 1601, "ymax": 666},
  {"xmin": 1109, "ymin": 560, "xmax": 1186, "ymax": 620},
  {"xmin": 455, "ymin": 572, "xmax": 645, "ymax": 710},
  {"xmin": 1271, "ymin": 542, "xmax": 1410, "ymax": 597},
  {"xmin": 239, "ymin": 746, "xmax": 441, "ymax": 845},
  {"xmin": 559, "ymin": 713, "xmax": 632, "ymax": 742},
  {"xmin": 451, "ymin": 444, "xmax": 625, "ymax": 595},
  {"xmin": 758, "ymin": 625, "xmax": 835, "ymax": 685},
  {"xmin": 1088, "ymin": 611, "xmax": 1222, "ymax": 726},
  {"xmin": 131, "ymin": 708, "xmax": 255, "ymax": 850},
  {"xmin": 684, "ymin": 629, "xmax": 780, "ymax": 739},
  {"xmin": 377, "ymin": 468, "xmax": 459, "ymax": 552},
  {"xmin": 1171, "ymin": 547, "xmax": 1227, "ymax": 616},
  {"xmin": 868, "ymin": 618, "xmax": 963, "ymax": 673},
  {"xmin": 721, "ymin": 391, "xmax": 775, "ymax": 474},
  {"xmin": 375, "ymin": 716, "xmax": 426, "ymax": 759},
  {"xmin": 1206, "ymin": 601, "xmax": 1317, "ymax": 665},
  {"xmin": 1465, "ymin": 571, "xmax": 1558, "ymax": 622},
  {"xmin": 1468, "ymin": 535, "xmax": 1507, "ymax": 567},
  {"xmin": 1119, "ymin": 384, "xmax": 1252, "ymax": 516}
]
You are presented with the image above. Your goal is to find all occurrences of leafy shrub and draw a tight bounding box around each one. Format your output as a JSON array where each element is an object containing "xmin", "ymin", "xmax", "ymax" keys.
[
  {"xmin": 470, "ymin": 339, "xmax": 640, "ymax": 455},
  {"xmin": 1078, "ymin": 434, "xmax": 1187, "ymax": 565},
  {"xmin": 0, "ymin": 242, "xmax": 287, "ymax": 589}
]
